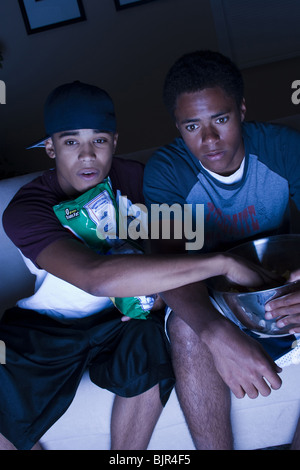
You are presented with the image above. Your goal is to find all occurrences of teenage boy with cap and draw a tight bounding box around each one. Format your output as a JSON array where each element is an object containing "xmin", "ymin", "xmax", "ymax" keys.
[
  {"xmin": 0, "ymin": 81, "xmax": 270, "ymax": 450},
  {"xmin": 143, "ymin": 50, "xmax": 300, "ymax": 449}
]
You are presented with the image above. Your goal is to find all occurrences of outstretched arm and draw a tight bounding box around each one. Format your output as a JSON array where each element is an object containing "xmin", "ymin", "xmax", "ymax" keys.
[{"xmin": 36, "ymin": 237, "xmax": 270, "ymax": 298}]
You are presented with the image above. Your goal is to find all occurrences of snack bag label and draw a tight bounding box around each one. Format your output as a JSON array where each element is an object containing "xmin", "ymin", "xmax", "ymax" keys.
[
  {"xmin": 53, "ymin": 178, "xmax": 153, "ymax": 319},
  {"xmin": 84, "ymin": 190, "xmax": 117, "ymax": 241}
]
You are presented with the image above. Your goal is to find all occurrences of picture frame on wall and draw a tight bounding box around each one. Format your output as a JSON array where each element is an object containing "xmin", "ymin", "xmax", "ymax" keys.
[
  {"xmin": 114, "ymin": 0, "xmax": 156, "ymax": 10},
  {"xmin": 18, "ymin": 0, "xmax": 86, "ymax": 35}
]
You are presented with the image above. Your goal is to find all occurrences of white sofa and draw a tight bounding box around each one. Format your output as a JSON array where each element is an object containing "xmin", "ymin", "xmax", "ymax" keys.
[{"xmin": 1, "ymin": 147, "xmax": 300, "ymax": 451}]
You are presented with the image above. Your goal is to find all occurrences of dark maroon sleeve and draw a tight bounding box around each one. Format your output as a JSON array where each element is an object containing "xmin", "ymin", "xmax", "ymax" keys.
[
  {"xmin": 109, "ymin": 157, "xmax": 145, "ymax": 204},
  {"xmin": 2, "ymin": 170, "xmax": 73, "ymax": 265}
]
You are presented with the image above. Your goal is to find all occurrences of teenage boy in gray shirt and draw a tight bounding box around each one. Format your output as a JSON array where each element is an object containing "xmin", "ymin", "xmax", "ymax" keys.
[{"xmin": 144, "ymin": 50, "xmax": 300, "ymax": 449}]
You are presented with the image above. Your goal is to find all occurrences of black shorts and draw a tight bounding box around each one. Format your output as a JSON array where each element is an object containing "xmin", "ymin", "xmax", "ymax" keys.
[{"xmin": 0, "ymin": 307, "xmax": 175, "ymax": 450}]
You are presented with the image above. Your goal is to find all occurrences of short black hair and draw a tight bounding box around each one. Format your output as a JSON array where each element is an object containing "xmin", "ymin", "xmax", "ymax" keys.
[{"xmin": 163, "ymin": 50, "xmax": 244, "ymax": 117}]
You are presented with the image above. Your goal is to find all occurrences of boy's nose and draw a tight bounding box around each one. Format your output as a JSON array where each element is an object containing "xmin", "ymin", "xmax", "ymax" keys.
[
  {"xmin": 201, "ymin": 125, "xmax": 220, "ymax": 144},
  {"xmin": 79, "ymin": 143, "xmax": 96, "ymax": 160}
]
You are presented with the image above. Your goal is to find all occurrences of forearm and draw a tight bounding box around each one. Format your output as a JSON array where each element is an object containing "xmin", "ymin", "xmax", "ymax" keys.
[
  {"xmin": 37, "ymin": 239, "xmax": 229, "ymax": 298},
  {"xmin": 94, "ymin": 253, "xmax": 229, "ymax": 297},
  {"xmin": 37, "ymin": 238, "xmax": 270, "ymax": 299},
  {"xmin": 89, "ymin": 249, "xmax": 275, "ymax": 298}
]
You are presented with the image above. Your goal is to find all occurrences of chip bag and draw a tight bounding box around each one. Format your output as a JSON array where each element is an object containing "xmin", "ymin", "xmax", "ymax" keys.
[{"xmin": 53, "ymin": 178, "xmax": 154, "ymax": 319}]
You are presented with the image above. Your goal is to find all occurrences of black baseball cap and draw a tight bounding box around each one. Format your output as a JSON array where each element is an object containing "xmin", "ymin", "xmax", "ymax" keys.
[{"xmin": 28, "ymin": 81, "xmax": 117, "ymax": 148}]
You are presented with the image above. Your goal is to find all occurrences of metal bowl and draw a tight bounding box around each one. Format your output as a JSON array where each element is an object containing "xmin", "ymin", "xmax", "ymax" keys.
[{"xmin": 207, "ymin": 235, "xmax": 300, "ymax": 336}]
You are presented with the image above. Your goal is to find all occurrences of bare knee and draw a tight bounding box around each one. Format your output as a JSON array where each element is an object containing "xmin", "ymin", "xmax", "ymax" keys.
[
  {"xmin": 167, "ymin": 312, "xmax": 219, "ymax": 376},
  {"xmin": 0, "ymin": 433, "xmax": 16, "ymax": 450},
  {"xmin": 111, "ymin": 385, "xmax": 163, "ymax": 450},
  {"xmin": 167, "ymin": 312, "xmax": 200, "ymax": 354}
]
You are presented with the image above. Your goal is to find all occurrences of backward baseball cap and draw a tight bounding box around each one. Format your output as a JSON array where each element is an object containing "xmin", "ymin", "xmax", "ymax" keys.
[{"xmin": 27, "ymin": 81, "xmax": 116, "ymax": 148}]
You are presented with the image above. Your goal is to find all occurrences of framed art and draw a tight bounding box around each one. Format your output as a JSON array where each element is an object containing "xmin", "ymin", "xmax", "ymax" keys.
[
  {"xmin": 114, "ymin": 0, "xmax": 156, "ymax": 10},
  {"xmin": 18, "ymin": 0, "xmax": 86, "ymax": 35}
]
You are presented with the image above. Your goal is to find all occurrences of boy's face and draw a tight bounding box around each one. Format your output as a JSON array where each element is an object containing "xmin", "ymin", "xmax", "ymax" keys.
[
  {"xmin": 45, "ymin": 129, "xmax": 118, "ymax": 196},
  {"xmin": 174, "ymin": 86, "xmax": 246, "ymax": 176}
]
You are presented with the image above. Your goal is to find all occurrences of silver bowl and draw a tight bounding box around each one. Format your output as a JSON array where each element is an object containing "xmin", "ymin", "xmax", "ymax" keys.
[{"xmin": 207, "ymin": 235, "xmax": 300, "ymax": 336}]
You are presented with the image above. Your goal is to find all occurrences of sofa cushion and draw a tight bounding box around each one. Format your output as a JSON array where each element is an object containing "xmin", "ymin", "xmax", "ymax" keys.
[{"xmin": 0, "ymin": 172, "xmax": 43, "ymax": 317}]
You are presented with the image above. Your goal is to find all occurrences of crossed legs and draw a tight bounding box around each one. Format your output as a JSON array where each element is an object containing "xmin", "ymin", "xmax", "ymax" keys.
[{"xmin": 168, "ymin": 312, "xmax": 233, "ymax": 450}]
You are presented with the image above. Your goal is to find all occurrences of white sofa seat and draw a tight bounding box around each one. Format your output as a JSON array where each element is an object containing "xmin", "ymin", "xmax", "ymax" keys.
[
  {"xmin": 39, "ymin": 365, "xmax": 300, "ymax": 451},
  {"xmin": 1, "ymin": 156, "xmax": 300, "ymax": 450}
]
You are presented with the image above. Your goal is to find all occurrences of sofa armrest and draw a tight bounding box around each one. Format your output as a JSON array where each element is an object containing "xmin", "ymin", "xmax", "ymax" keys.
[{"xmin": 0, "ymin": 172, "xmax": 43, "ymax": 318}]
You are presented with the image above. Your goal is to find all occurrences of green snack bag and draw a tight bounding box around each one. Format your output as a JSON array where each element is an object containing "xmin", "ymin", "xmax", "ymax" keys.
[{"xmin": 53, "ymin": 178, "xmax": 153, "ymax": 319}]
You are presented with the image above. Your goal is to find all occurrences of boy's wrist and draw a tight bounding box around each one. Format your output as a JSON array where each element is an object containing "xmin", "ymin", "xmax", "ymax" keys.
[
  {"xmin": 210, "ymin": 253, "xmax": 229, "ymax": 278},
  {"xmin": 200, "ymin": 313, "xmax": 236, "ymax": 351}
]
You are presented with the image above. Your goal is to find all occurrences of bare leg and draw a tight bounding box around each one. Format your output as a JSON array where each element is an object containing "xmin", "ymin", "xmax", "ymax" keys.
[
  {"xmin": 0, "ymin": 433, "xmax": 42, "ymax": 450},
  {"xmin": 168, "ymin": 312, "xmax": 233, "ymax": 450},
  {"xmin": 110, "ymin": 384, "xmax": 163, "ymax": 450},
  {"xmin": 0, "ymin": 433, "xmax": 16, "ymax": 450},
  {"xmin": 290, "ymin": 417, "xmax": 300, "ymax": 449}
]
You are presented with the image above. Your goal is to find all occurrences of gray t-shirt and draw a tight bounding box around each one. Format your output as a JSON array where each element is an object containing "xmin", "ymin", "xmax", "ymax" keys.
[{"xmin": 144, "ymin": 122, "xmax": 300, "ymax": 252}]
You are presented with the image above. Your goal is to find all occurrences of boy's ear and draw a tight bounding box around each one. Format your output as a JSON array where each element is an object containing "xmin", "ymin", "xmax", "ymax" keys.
[
  {"xmin": 113, "ymin": 132, "xmax": 118, "ymax": 153},
  {"xmin": 44, "ymin": 138, "xmax": 56, "ymax": 159},
  {"xmin": 240, "ymin": 98, "xmax": 247, "ymax": 122}
]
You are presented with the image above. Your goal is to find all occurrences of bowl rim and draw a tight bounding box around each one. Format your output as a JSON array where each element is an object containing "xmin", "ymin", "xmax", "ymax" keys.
[
  {"xmin": 211, "ymin": 279, "xmax": 300, "ymax": 297},
  {"xmin": 208, "ymin": 234, "xmax": 300, "ymax": 295}
]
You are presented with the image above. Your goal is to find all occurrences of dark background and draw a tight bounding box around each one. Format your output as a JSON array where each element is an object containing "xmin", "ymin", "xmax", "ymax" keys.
[{"xmin": 0, "ymin": 0, "xmax": 300, "ymax": 176}]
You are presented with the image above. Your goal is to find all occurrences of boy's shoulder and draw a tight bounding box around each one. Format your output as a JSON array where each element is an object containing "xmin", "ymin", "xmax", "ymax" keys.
[
  {"xmin": 243, "ymin": 120, "xmax": 300, "ymax": 160},
  {"xmin": 110, "ymin": 155, "xmax": 144, "ymax": 175},
  {"xmin": 109, "ymin": 156, "xmax": 145, "ymax": 204},
  {"xmin": 243, "ymin": 120, "xmax": 300, "ymax": 142}
]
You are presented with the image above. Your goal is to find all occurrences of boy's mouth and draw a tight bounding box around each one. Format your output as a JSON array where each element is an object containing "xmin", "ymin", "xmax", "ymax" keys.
[
  {"xmin": 203, "ymin": 149, "xmax": 226, "ymax": 160},
  {"xmin": 78, "ymin": 168, "xmax": 99, "ymax": 180}
]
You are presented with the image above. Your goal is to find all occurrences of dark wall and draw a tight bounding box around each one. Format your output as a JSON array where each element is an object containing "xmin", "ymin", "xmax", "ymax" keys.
[{"xmin": 0, "ymin": 0, "xmax": 299, "ymax": 176}]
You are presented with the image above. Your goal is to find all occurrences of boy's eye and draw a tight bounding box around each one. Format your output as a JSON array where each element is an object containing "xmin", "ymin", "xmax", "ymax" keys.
[
  {"xmin": 216, "ymin": 116, "xmax": 229, "ymax": 124},
  {"xmin": 65, "ymin": 140, "xmax": 77, "ymax": 145},
  {"xmin": 186, "ymin": 124, "xmax": 199, "ymax": 132},
  {"xmin": 94, "ymin": 138, "xmax": 106, "ymax": 144}
]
